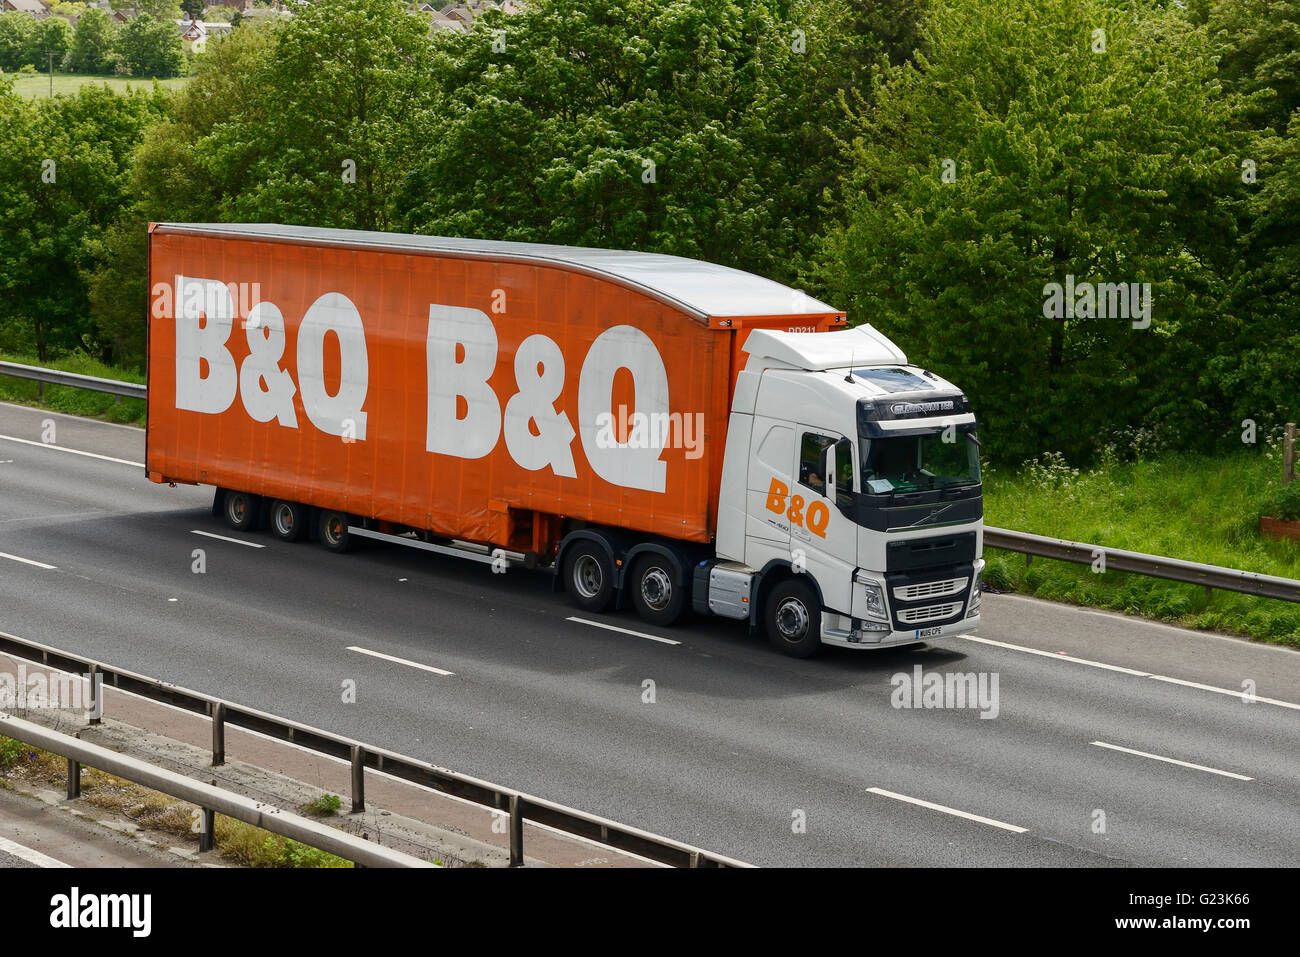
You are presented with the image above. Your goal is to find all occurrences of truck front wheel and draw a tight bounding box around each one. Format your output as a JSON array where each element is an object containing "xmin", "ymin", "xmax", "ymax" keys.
[
  {"xmin": 562, "ymin": 542, "xmax": 614, "ymax": 613},
  {"xmin": 764, "ymin": 578, "xmax": 822, "ymax": 658}
]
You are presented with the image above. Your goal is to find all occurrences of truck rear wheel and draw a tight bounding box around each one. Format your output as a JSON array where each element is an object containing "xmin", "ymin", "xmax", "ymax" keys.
[
  {"xmin": 629, "ymin": 554, "xmax": 687, "ymax": 626},
  {"xmin": 562, "ymin": 542, "xmax": 614, "ymax": 613},
  {"xmin": 318, "ymin": 509, "xmax": 355, "ymax": 553},
  {"xmin": 270, "ymin": 500, "xmax": 306, "ymax": 542},
  {"xmin": 764, "ymin": 578, "xmax": 822, "ymax": 658},
  {"xmin": 222, "ymin": 489, "xmax": 259, "ymax": 532}
]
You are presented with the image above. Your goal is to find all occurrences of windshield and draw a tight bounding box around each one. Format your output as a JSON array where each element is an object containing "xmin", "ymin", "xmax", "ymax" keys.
[{"xmin": 860, "ymin": 432, "xmax": 980, "ymax": 493}]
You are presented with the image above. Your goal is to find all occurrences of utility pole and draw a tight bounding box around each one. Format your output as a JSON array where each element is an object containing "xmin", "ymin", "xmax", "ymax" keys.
[{"xmin": 45, "ymin": 50, "xmax": 55, "ymax": 97}]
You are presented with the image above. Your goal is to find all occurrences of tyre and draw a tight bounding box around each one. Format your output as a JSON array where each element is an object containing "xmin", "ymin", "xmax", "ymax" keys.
[
  {"xmin": 269, "ymin": 500, "xmax": 306, "ymax": 542},
  {"xmin": 629, "ymin": 553, "xmax": 687, "ymax": 626},
  {"xmin": 764, "ymin": 578, "xmax": 822, "ymax": 658},
  {"xmin": 222, "ymin": 489, "xmax": 259, "ymax": 532},
  {"xmin": 562, "ymin": 541, "xmax": 615, "ymax": 613},
  {"xmin": 318, "ymin": 509, "xmax": 355, "ymax": 553}
]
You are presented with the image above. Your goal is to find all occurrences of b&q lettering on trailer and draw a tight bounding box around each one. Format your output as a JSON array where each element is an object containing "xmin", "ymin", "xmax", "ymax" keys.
[{"xmin": 158, "ymin": 277, "xmax": 677, "ymax": 492}]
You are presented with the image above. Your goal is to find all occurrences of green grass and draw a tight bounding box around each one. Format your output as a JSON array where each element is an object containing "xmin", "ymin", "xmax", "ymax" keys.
[
  {"xmin": 7, "ymin": 73, "xmax": 188, "ymax": 98},
  {"xmin": 983, "ymin": 447, "xmax": 1300, "ymax": 647},
  {"xmin": 0, "ymin": 352, "xmax": 146, "ymax": 426}
]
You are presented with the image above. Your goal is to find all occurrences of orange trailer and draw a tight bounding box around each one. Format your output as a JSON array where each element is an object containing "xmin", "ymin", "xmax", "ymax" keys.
[{"xmin": 146, "ymin": 223, "xmax": 845, "ymax": 560}]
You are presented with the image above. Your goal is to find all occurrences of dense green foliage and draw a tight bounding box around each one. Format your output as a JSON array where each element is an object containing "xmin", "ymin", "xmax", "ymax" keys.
[
  {"xmin": 397, "ymin": 0, "xmax": 865, "ymax": 284},
  {"xmin": 0, "ymin": 0, "xmax": 1295, "ymax": 472},
  {"xmin": 0, "ymin": 8, "xmax": 185, "ymax": 77},
  {"xmin": 0, "ymin": 79, "xmax": 169, "ymax": 362}
]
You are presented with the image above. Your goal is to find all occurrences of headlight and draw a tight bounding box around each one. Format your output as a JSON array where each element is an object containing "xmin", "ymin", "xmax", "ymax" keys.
[{"xmin": 855, "ymin": 575, "xmax": 889, "ymax": 623}]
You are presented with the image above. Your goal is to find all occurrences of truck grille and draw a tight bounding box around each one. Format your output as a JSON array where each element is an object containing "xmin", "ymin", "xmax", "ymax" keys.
[
  {"xmin": 898, "ymin": 602, "xmax": 963, "ymax": 624},
  {"xmin": 893, "ymin": 577, "xmax": 968, "ymax": 602}
]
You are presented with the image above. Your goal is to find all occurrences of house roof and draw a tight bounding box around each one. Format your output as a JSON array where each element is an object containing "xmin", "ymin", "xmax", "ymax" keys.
[
  {"xmin": 4, "ymin": 0, "xmax": 52, "ymax": 15},
  {"xmin": 152, "ymin": 222, "xmax": 842, "ymax": 322}
]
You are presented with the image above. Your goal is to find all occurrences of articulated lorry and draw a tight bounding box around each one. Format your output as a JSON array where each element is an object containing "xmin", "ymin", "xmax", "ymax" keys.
[{"xmin": 146, "ymin": 223, "xmax": 984, "ymax": 657}]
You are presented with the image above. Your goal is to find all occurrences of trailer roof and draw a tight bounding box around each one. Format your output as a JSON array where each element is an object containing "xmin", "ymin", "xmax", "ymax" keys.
[{"xmin": 154, "ymin": 223, "xmax": 843, "ymax": 323}]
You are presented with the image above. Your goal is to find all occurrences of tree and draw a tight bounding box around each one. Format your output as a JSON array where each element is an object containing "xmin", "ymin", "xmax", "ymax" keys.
[
  {"xmin": 1209, "ymin": 0, "xmax": 1300, "ymax": 136},
  {"xmin": 28, "ymin": 16, "xmax": 73, "ymax": 72},
  {"xmin": 118, "ymin": 0, "xmax": 183, "ymax": 19},
  {"xmin": 814, "ymin": 0, "xmax": 1247, "ymax": 465},
  {"xmin": 205, "ymin": 0, "xmax": 437, "ymax": 230},
  {"xmin": 69, "ymin": 7, "xmax": 118, "ymax": 74},
  {"xmin": 116, "ymin": 13, "xmax": 185, "ymax": 77},
  {"xmin": 0, "ymin": 84, "xmax": 170, "ymax": 362},
  {"xmin": 396, "ymin": 0, "xmax": 858, "ymax": 285},
  {"xmin": 0, "ymin": 12, "xmax": 38, "ymax": 72},
  {"xmin": 181, "ymin": 0, "xmax": 204, "ymax": 19}
]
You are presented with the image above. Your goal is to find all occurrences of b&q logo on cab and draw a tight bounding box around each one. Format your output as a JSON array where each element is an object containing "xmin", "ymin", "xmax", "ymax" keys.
[{"xmin": 765, "ymin": 478, "xmax": 830, "ymax": 539}]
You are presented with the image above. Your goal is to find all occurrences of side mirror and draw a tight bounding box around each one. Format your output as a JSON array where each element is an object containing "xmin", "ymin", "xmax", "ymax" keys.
[{"xmin": 820, "ymin": 444, "xmax": 835, "ymax": 496}]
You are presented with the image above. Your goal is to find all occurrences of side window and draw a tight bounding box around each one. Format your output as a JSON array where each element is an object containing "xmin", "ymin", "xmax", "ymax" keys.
[
  {"xmin": 798, "ymin": 432, "xmax": 835, "ymax": 497},
  {"xmin": 834, "ymin": 437, "xmax": 855, "ymax": 510}
]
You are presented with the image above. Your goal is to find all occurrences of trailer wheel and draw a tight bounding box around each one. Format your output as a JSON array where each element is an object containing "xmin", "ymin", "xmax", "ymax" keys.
[
  {"xmin": 629, "ymin": 554, "xmax": 687, "ymax": 626},
  {"xmin": 764, "ymin": 578, "xmax": 822, "ymax": 658},
  {"xmin": 270, "ymin": 500, "xmax": 306, "ymax": 542},
  {"xmin": 562, "ymin": 542, "xmax": 614, "ymax": 613},
  {"xmin": 222, "ymin": 489, "xmax": 259, "ymax": 532},
  {"xmin": 318, "ymin": 509, "xmax": 354, "ymax": 553}
]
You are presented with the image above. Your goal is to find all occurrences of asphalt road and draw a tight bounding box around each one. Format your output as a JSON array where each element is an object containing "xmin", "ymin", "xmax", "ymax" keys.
[{"xmin": 2, "ymin": 401, "xmax": 1298, "ymax": 867}]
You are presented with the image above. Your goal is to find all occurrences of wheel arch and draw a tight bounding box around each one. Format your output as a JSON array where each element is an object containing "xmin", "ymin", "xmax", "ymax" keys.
[{"xmin": 749, "ymin": 559, "xmax": 826, "ymax": 634}]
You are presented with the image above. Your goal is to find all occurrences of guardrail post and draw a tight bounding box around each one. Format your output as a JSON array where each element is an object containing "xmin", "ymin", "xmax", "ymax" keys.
[
  {"xmin": 87, "ymin": 665, "xmax": 100, "ymax": 726},
  {"xmin": 1286, "ymin": 423, "xmax": 1296, "ymax": 486},
  {"xmin": 198, "ymin": 808, "xmax": 215, "ymax": 852},
  {"xmin": 66, "ymin": 758, "xmax": 80, "ymax": 799},
  {"xmin": 508, "ymin": 794, "xmax": 524, "ymax": 867},
  {"xmin": 212, "ymin": 702, "xmax": 225, "ymax": 766},
  {"xmin": 351, "ymin": 745, "xmax": 365, "ymax": 813}
]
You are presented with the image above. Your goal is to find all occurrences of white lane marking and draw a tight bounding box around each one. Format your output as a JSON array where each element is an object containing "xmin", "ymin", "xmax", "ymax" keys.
[
  {"xmin": 190, "ymin": 530, "xmax": 265, "ymax": 549},
  {"xmin": 0, "ymin": 834, "xmax": 71, "ymax": 868},
  {"xmin": 347, "ymin": 646, "xmax": 454, "ymax": 676},
  {"xmin": 961, "ymin": 634, "xmax": 1149, "ymax": 675},
  {"xmin": 1091, "ymin": 741, "xmax": 1253, "ymax": 781},
  {"xmin": 567, "ymin": 616, "xmax": 682, "ymax": 646},
  {"xmin": 0, "ymin": 433, "xmax": 143, "ymax": 468},
  {"xmin": 866, "ymin": 787, "xmax": 1028, "ymax": 834},
  {"xmin": 961, "ymin": 634, "xmax": 1300, "ymax": 711},
  {"xmin": 0, "ymin": 551, "xmax": 57, "ymax": 570},
  {"xmin": 1146, "ymin": 674, "xmax": 1300, "ymax": 710}
]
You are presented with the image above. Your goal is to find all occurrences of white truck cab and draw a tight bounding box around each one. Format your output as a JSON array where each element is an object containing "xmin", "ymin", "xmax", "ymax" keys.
[{"xmin": 706, "ymin": 326, "xmax": 984, "ymax": 657}]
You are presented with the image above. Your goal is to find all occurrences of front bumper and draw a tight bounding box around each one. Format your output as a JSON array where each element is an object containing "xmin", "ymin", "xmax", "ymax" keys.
[
  {"xmin": 825, "ymin": 558, "xmax": 984, "ymax": 650},
  {"xmin": 820, "ymin": 613, "xmax": 979, "ymax": 651}
]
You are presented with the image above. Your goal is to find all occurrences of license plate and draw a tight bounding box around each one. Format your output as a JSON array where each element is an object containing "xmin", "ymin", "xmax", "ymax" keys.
[{"xmin": 915, "ymin": 626, "xmax": 942, "ymax": 639}]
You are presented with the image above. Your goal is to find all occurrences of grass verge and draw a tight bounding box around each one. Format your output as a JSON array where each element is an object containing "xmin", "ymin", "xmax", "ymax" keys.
[
  {"xmin": 0, "ymin": 734, "xmax": 353, "ymax": 867},
  {"xmin": 983, "ymin": 447, "xmax": 1300, "ymax": 647},
  {"xmin": 0, "ymin": 352, "xmax": 146, "ymax": 426}
]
